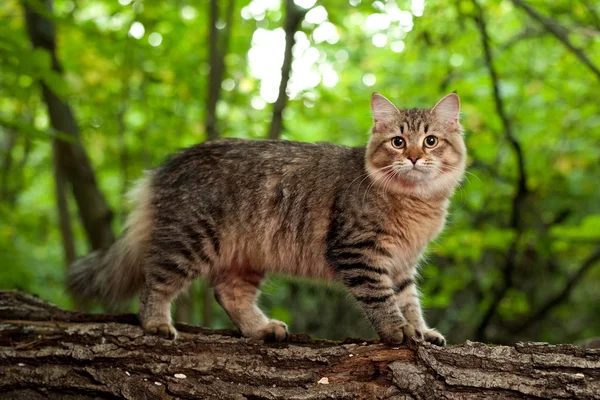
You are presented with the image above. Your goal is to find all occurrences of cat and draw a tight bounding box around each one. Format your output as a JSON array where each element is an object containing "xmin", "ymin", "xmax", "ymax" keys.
[{"xmin": 68, "ymin": 93, "xmax": 466, "ymax": 345}]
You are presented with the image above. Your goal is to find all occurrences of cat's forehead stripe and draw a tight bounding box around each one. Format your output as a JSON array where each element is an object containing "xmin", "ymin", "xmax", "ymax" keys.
[{"xmin": 399, "ymin": 108, "xmax": 430, "ymax": 133}]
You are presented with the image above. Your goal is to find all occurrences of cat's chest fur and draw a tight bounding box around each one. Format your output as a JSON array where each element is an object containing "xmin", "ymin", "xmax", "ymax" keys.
[{"xmin": 378, "ymin": 197, "xmax": 448, "ymax": 273}]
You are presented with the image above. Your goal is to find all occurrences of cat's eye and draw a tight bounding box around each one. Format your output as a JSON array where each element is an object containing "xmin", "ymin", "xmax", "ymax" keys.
[
  {"xmin": 424, "ymin": 135, "xmax": 438, "ymax": 148},
  {"xmin": 391, "ymin": 137, "xmax": 405, "ymax": 149}
]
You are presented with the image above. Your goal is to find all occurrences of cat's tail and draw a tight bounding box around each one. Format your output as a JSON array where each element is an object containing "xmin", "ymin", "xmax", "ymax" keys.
[{"xmin": 67, "ymin": 173, "xmax": 155, "ymax": 306}]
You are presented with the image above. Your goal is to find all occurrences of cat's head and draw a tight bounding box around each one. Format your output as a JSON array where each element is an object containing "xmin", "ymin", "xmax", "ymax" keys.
[{"xmin": 365, "ymin": 93, "xmax": 466, "ymax": 199}]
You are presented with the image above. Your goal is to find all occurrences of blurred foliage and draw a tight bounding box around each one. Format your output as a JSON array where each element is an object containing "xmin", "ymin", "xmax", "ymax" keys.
[{"xmin": 1, "ymin": 0, "xmax": 599, "ymax": 344}]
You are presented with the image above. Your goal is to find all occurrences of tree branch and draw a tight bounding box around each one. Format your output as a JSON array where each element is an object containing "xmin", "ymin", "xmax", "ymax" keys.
[
  {"xmin": 471, "ymin": 0, "xmax": 529, "ymax": 342},
  {"xmin": 1, "ymin": 290, "xmax": 599, "ymax": 399},
  {"xmin": 512, "ymin": 246, "xmax": 600, "ymax": 335},
  {"xmin": 499, "ymin": 26, "xmax": 546, "ymax": 50},
  {"xmin": 511, "ymin": 0, "xmax": 600, "ymax": 81},
  {"xmin": 268, "ymin": 0, "xmax": 306, "ymax": 140}
]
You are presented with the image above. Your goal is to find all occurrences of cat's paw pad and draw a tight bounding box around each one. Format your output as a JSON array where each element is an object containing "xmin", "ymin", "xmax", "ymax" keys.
[
  {"xmin": 144, "ymin": 323, "xmax": 178, "ymax": 340},
  {"xmin": 423, "ymin": 329, "xmax": 446, "ymax": 346},
  {"xmin": 260, "ymin": 320, "xmax": 289, "ymax": 342},
  {"xmin": 380, "ymin": 323, "xmax": 421, "ymax": 344}
]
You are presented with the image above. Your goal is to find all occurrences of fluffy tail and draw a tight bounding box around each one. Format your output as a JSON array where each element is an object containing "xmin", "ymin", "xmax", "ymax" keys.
[{"xmin": 67, "ymin": 173, "xmax": 155, "ymax": 306}]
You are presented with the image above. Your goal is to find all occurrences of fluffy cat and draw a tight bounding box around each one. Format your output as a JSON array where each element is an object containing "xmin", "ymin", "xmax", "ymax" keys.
[{"xmin": 68, "ymin": 93, "xmax": 466, "ymax": 345}]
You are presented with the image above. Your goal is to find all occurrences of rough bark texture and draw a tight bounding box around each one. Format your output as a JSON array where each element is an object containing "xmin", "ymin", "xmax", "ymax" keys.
[{"xmin": 0, "ymin": 291, "xmax": 598, "ymax": 400}]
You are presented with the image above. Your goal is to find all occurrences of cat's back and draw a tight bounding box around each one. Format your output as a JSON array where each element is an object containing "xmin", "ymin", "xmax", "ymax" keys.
[{"xmin": 155, "ymin": 138, "xmax": 362, "ymax": 187}]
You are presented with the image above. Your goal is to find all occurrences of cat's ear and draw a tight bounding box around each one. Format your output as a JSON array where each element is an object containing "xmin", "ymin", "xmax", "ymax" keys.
[
  {"xmin": 371, "ymin": 93, "xmax": 399, "ymax": 133},
  {"xmin": 432, "ymin": 93, "xmax": 460, "ymax": 126}
]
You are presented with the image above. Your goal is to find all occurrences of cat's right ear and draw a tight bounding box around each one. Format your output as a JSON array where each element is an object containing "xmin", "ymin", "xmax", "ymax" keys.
[{"xmin": 371, "ymin": 93, "xmax": 399, "ymax": 133}]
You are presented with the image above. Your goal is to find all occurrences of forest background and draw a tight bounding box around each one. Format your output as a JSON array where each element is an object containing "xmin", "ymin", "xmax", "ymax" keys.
[{"xmin": 1, "ymin": 0, "xmax": 599, "ymax": 345}]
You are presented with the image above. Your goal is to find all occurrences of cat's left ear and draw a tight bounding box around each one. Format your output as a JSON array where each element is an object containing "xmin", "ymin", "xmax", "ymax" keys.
[{"xmin": 432, "ymin": 93, "xmax": 460, "ymax": 126}]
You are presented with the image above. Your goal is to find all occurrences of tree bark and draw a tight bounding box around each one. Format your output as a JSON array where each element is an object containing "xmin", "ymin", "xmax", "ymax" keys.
[
  {"xmin": 23, "ymin": 0, "xmax": 115, "ymax": 252},
  {"xmin": 1, "ymin": 291, "xmax": 598, "ymax": 400}
]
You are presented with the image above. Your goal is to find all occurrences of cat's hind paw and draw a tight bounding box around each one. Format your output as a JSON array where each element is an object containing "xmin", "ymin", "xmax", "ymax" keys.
[{"xmin": 144, "ymin": 322, "xmax": 178, "ymax": 340}]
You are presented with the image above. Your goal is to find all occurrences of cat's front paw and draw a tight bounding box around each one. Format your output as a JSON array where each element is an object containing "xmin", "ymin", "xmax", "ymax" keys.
[
  {"xmin": 379, "ymin": 323, "xmax": 422, "ymax": 344},
  {"xmin": 423, "ymin": 328, "xmax": 446, "ymax": 346},
  {"xmin": 259, "ymin": 320, "xmax": 289, "ymax": 342}
]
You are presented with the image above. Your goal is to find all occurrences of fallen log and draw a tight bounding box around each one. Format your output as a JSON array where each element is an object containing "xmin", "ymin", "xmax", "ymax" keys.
[{"xmin": 0, "ymin": 291, "xmax": 598, "ymax": 399}]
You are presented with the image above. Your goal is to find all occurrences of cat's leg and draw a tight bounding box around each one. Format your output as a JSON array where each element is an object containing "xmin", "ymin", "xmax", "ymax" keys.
[
  {"xmin": 213, "ymin": 270, "xmax": 288, "ymax": 341},
  {"xmin": 393, "ymin": 273, "xmax": 446, "ymax": 346},
  {"xmin": 337, "ymin": 264, "xmax": 420, "ymax": 344},
  {"xmin": 139, "ymin": 243, "xmax": 204, "ymax": 339}
]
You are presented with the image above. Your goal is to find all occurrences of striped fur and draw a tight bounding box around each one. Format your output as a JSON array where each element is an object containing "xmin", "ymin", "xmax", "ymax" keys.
[{"xmin": 67, "ymin": 93, "xmax": 465, "ymax": 345}]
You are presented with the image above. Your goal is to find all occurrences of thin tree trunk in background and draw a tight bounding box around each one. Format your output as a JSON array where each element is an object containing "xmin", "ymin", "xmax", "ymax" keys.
[
  {"xmin": 268, "ymin": 0, "xmax": 306, "ymax": 140},
  {"xmin": 53, "ymin": 142, "xmax": 76, "ymax": 267},
  {"xmin": 23, "ymin": 0, "xmax": 115, "ymax": 253},
  {"xmin": 472, "ymin": 0, "xmax": 528, "ymax": 342},
  {"xmin": 205, "ymin": 0, "xmax": 235, "ymax": 141}
]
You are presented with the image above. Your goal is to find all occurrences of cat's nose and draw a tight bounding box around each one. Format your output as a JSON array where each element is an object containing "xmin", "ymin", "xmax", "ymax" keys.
[{"xmin": 409, "ymin": 156, "xmax": 420, "ymax": 165}]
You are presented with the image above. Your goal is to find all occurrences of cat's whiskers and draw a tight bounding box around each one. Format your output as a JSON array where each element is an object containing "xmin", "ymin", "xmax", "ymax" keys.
[
  {"xmin": 429, "ymin": 165, "xmax": 468, "ymax": 201},
  {"xmin": 346, "ymin": 164, "xmax": 393, "ymax": 194},
  {"xmin": 362, "ymin": 173, "xmax": 385, "ymax": 204},
  {"xmin": 375, "ymin": 170, "xmax": 394, "ymax": 199},
  {"xmin": 359, "ymin": 165, "xmax": 395, "ymax": 203},
  {"xmin": 439, "ymin": 163, "xmax": 479, "ymax": 183},
  {"xmin": 430, "ymin": 165, "xmax": 463, "ymax": 185},
  {"xmin": 378, "ymin": 168, "xmax": 399, "ymax": 198},
  {"xmin": 362, "ymin": 164, "xmax": 396, "ymax": 204}
]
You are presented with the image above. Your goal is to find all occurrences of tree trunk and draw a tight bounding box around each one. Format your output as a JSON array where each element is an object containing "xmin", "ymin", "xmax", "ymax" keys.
[
  {"xmin": 205, "ymin": 0, "xmax": 235, "ymax": 141},
  {"xmin": 268, "ymin": 0, "xmax": 306, "ymax": 140},
  {"xmin": 0, "ymin": 291, "xmax": 598, "ymax": 400},
  {"xmin": 23, "ymin": 0, "xmax": 115, "ymax": 252},
  {"xmin": 52, "ymin": 141, "xmax": 76, "ymax": 267}
]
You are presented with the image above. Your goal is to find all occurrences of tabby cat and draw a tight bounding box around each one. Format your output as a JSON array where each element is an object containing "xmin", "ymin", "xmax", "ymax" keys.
[{"xmin": 68, "ymin": 93, "xmax": 466, "ymax": 345}]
